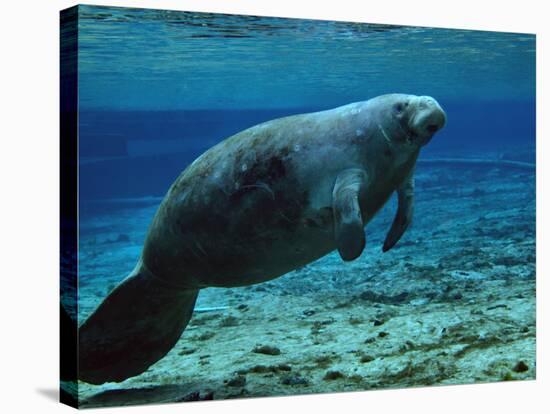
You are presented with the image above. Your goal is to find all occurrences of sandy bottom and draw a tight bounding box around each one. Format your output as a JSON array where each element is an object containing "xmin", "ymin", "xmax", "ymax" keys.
[{"xmin": 66, "ymin": 157, "xmax": 536, "ymax": 408}]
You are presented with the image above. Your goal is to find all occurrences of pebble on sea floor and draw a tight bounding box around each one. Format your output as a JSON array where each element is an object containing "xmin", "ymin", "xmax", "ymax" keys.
[
  {"xmin": 176, "ymin": 391, "xmax": 214, "ymax": 402},
  {"xmin": 281, "ymin": 374, "xmax": 309, "ymax": 386},
  {"xmin": 252, "ymin": 345, "xmax": 281, "ymax": 355},
  {"xmin": 360, "ymin": 355, "xmax": 375, "ymax": 363},
  {"xmin": 323, "ymin": 370, "xmax": 345, "ymax": 380},
  {"xmin": 512, "ymin": 361, "xmax": 529, "ymax": 373},
  {"xmin": 226, "ymin": 375, "xmax": 247, "ymax": 387},
  {"xmin": 219, "ymin": 315, "xmax": 240, "ymax": 327},
  {"xmin": 178, "ymin": 347, "xmax": 196, "ymax": 356}
]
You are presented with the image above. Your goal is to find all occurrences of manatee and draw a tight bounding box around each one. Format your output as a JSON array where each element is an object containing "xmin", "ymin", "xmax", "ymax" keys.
[{"xmin": 78, "ymin": 94, "xmax": 446, "ymax": 384}]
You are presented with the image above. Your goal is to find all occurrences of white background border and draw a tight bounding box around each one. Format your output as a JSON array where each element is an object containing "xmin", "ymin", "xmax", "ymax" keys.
[{"xmin": 0, "ymin": 0, "xmax": 547, "ymax": 412}]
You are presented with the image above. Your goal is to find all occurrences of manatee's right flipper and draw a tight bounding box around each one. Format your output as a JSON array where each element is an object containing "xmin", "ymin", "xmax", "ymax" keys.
[
  {"xmin": 78, "ymin": 263, "xmax": 199, "ymax": 385},
  {"xmin": 332, "ymin": 169, "xmax": 369, "ymax": 261}
]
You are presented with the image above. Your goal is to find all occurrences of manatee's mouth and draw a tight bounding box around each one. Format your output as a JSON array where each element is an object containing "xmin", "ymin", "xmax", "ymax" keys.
[
  {"xmin": 396, "ymin": 119, "xmax": 423, "ymax": 147},
  {"xmin": 409, "ymin": 128, "xmax": 434, "ymax": 147}
]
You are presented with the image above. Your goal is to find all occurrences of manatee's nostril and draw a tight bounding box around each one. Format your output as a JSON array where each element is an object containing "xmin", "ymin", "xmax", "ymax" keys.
[{"xmin": 426, "ymin": 124, "xmax": 439, "ymax": 133}]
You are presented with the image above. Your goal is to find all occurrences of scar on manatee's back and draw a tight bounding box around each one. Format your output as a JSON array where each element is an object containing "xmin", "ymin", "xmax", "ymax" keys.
[
  {"xmin": 228, "ymin": 154, "xmax": 309, "ymax": 234},
  {"xmin": 230, "ymin": 154, "xmax": 287, "ymax": 204}
]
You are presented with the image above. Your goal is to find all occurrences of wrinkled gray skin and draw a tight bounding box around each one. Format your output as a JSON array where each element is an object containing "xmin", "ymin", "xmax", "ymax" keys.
[{"xmin": 78, "ymin": 94, "xmax": 446, "ymax": 385}]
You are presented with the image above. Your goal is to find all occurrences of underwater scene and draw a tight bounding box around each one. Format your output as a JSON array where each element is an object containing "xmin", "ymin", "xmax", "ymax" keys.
[{"xmin": 61, "ymin": 5, "xmax": 536, "ymax": 408}]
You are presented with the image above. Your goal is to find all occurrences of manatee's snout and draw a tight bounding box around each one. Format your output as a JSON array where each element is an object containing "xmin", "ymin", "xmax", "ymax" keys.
[{"xmin": 410, "ymin": 96, "xmax": 446, "ymax": 145}]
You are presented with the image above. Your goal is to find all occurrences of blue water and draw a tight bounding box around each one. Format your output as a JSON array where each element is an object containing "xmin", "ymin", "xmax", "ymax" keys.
[
  {"xmin": 65, "ymin": 4, "xmax": 536, "ymax": 406},
  {"xmin": 76, "ymin": 5, "xmax": 535, "ymax": 203}
]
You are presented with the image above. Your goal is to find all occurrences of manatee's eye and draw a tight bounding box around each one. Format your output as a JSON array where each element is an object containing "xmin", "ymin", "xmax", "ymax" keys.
[{"xmin": 394, "ymin": 103, "xmax": 404, "ymax": 114}]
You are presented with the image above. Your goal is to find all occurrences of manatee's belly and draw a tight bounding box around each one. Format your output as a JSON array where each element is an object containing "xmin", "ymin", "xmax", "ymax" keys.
[
  {"xmin": 143, "ymin": 176, "xmax": 391, "ymax": 289},
  {"xmin": 201, "ymin": 223, "xmax": 336, "ymax": 288},
  {"xmin": 145, "ymin": 191, "xmax": 337, "ymax": 288}
]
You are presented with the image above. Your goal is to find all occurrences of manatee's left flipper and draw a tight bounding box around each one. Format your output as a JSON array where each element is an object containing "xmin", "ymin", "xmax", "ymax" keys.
[
  {"xmin": 332, "ymin": 169, "xmax": 369, "ymax": 261},
  {"xmin": 383, "ymin": 169, "xmax": 415, "ymax": 252}
]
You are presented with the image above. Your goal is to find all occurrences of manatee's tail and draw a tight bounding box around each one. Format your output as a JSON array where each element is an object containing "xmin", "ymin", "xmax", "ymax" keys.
[{"xmin": 78, "ymin": 264, "xmax": 199, "ymax": 385}]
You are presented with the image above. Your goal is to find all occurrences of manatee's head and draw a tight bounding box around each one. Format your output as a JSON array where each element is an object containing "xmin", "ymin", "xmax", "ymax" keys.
[{"xmin": 369, "ymin": 93, "xmax": 446, "ymax": 149}]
